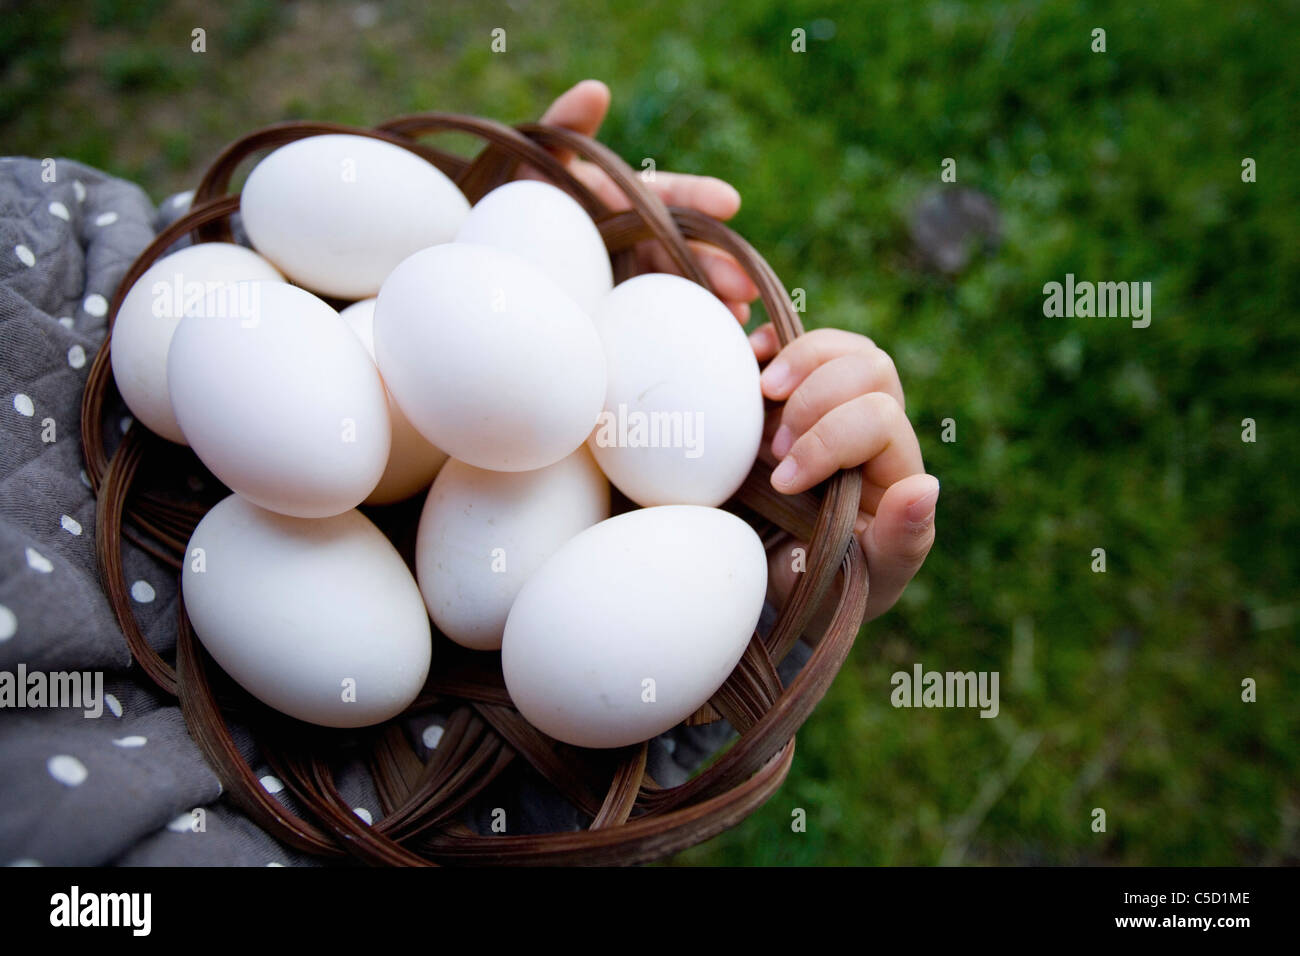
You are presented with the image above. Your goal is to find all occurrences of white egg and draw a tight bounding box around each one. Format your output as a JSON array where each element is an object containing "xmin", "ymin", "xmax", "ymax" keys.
[
  {"xmin": 183, "ymin": 495, "xmax": 431, "ymax": 728},
  {"xmin": 588, "ymin": 273, "xmax": 763, "ymax": 506},
  {"xmin": 373, "ymin": 242, "xmax": 606, "ymax": 472},
  {"xmin": 240, "ymin": 134, "xmax": 469, "ymax": 299},
  {"xmin": 502, "ymin": 505, "xmax": 767, "ymax": 749},
  {"xmin": 338, "ymin": 299, "xmax": 449, "ymax": 504},
  {"xmin": 455, "ymin": 180, "xmax": 612, "ymax": 316},
  {"xmin": 110, "ymin": 243, "xmax": 283, "ymax": 444},
  {"xmin": 168, "ymin": 281, "xmax": 390, "ymax": 518},
  {"xmin": 416, "ymin": 446, "xmax": 609, "ymax": 651}
]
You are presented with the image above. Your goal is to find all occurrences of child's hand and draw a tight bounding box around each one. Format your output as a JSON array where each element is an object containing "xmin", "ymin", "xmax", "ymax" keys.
[
  {"xmin": 750, "ymin": 325, "xmax": 938, "ymax": 623},
  {"xmin": 527, "ymin": 80, "xmax": 760, "ymax": 323},
  {"xmin": 536, "ymin": 83, "xmax": 933, "ymax": 623}
]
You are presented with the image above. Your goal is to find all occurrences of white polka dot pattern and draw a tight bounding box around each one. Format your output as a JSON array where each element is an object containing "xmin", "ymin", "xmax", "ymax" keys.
[{"xmin": 47, "ymin": 755, "xmax": 88, "ymax": 787}]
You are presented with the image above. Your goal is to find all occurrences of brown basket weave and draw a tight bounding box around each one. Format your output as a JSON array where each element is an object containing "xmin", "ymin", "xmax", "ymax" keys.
[{"xmin": 79, "ymin": 113, "xmax": 869, "ymax": 865}]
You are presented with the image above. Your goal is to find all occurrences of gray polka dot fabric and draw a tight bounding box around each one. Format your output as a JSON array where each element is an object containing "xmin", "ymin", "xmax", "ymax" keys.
[{"xmin": 0, "ymin": 156, "xmax": 806, "ymax": 866}]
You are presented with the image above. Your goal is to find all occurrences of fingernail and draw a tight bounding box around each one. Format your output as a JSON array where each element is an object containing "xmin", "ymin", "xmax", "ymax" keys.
[
  {"xmin": 854, "ymin": 514, "xmax": 869, "ymax": 536},
  {"xmin": 905, "ymin": 477, "xmax": 941, "ymax": 528},
  {"xmin": 771, "ymin": 457, "xmax": 798, "ymax": 489},
  {"xmin": 771, "ymin": 425, "xmax": 794, "ymax": 459},
  {"xmin": 761, "ymin": 359, "xmax": 791, "ymax": 394}
]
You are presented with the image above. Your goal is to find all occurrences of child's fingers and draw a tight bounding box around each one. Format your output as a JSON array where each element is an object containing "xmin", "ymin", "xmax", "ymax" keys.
[
  {"xmin": 629, "ymin": 240, "xmax": 754, "ymax": 327},
  {"xmin": 858, "ymin": 474, "xmax": 939, "ymax": 621},
  {"xmin": 771, "ymin": 351, "xmax": 905, "ymax": 458},
  {"xmin": 520, "ymin": 163, "xmax": 758, "ymax": 321},
  {"xmin": 749, "ymin": 323, "xmax": 780, "ymax": 361},
  {"xmin": 516, "ymin": 150, "xmax": 629, "ymax": 212},
  {"xmin": 693, "ymin": 244, "xmax": 759, "ymax": 303},
  {"xmin": 646, "ymin": 170, "xmax": 743, "ymax": 221},
  {"xmin": 639, "ymin": 240, "xmax": 757, "ymax": 316},
  {"xmin": 758, "ymin": 328, "xmax": 878, "ymax": 400},
  {"xmin": 537, "ymin": 79, "xmax": 611, "ymax": 166},
  {"xmin": 767, "ymin": 472, "xmax": 938, "ymax": 622},
  {"xmin": 566, "ymin": 159, "xmax": 632, "ymax": 211},
  {"xmin": 542, "ymin": 164, "xmax": 751, "ymax": 321},
  {"xmin": 517, "ymin": 82, "xmax": 614, "ymax": 183},
  {"xmin": 770, "ymin": 392, "xmax": 922, "ymax": 495},
  {"xmin": 685, "ymin": 242, "xmax": 759, "ymax": 305}
]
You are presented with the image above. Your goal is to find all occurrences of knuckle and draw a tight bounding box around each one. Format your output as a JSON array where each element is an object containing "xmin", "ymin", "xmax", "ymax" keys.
[
  {"xmin": 876, "ymin": 350, "xmax": 899, "ymax": 382},
  {"xmin": 804, "ymin": 329, "xmax": 837, "ymax": 360},
  {"xmin": 874, "ymin": 352, "xmax": 906, "ymax": 409},
  {"xmin": 797, "ymin": 423, "xmax": 836, "ymax": 467},
  {"xmin": 784, "ymin": 384, "xmax": 816, "ymax": 425},
  {"xmin": 862, "ymin": 390, "xmax": 899, "ymax": 422},
  {"xmin": 852, "ymin": 348, "xmax": 893, "ymax": 384}
]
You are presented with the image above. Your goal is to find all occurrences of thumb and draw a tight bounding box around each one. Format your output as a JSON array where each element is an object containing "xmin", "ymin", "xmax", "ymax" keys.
[
  {"xmin": 860, "ymin": 473, "xmax": 939, "ymax": 621},
  {"xmin": 537, "ymin": 79, "xmax": 611, "ymax": 166}
]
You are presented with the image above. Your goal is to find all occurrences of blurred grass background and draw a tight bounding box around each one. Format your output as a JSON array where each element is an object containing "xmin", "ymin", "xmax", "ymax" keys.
[{"xmin": 4, "ymin": 0, "xmax": 1297, "ymax": 864}]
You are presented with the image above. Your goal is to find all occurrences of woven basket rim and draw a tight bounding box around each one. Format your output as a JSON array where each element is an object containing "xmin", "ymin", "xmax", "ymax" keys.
[{"xmin": 79, "ymin": 113, "xmax": 870, "ymax": 866}]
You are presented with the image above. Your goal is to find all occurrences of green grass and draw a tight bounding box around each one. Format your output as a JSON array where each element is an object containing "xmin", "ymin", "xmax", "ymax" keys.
[{"xmin": 4, "ymin": 0, "xmax": 1296, "ymax": 864}]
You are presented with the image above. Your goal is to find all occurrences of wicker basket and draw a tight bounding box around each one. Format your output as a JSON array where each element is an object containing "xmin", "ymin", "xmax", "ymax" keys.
[{"xmin": 79, "ymin": 113, "xmax": 869, "ymax": 866}]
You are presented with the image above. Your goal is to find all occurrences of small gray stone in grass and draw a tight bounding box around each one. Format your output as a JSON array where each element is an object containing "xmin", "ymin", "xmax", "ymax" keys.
[{"xmin": 909, "ymin": 186, "xmax": 1001, "ymax": 275}]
